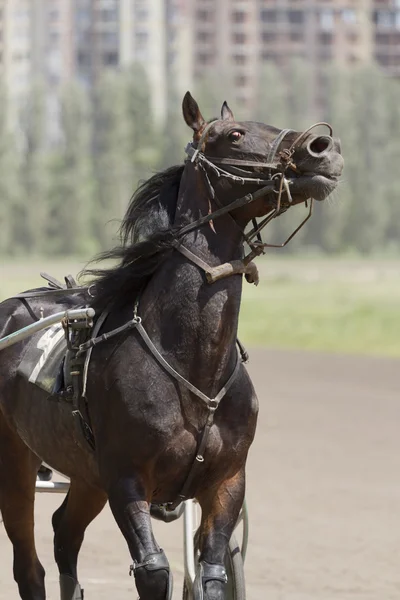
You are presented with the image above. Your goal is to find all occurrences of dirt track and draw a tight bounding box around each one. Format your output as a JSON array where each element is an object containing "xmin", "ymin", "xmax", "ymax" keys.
[{"xmin": 1, "ymin": 349, "xmax": 399, "ymax": 599}]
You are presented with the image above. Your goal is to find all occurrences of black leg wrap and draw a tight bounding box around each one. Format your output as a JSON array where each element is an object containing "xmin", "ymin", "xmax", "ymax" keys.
[
  {"xmin": 59, "ymin": 574, "xmax": 84, "ymax": 600},
  {"xmin": 193, "ymin": 561, "xmax": 227, "ymax": 600},
  {"xmin": 131, "ymin": 550, "xmax": 173, "ymax": 600}
]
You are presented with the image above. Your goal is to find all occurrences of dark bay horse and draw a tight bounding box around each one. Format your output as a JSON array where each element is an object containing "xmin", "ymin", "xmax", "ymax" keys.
[{"xmin": 0, "ymin": 93, "xmax": 344, "ymax": 600}]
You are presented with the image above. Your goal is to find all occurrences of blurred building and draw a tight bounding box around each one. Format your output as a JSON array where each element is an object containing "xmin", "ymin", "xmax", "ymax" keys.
[
  {"xmin": 372, "ymin": 0, "xmax": 400, "ymax": 76},
  {"xmin": 0, "ymin": 0, "xmax": 33, "ymax": 109},
  {"xmin": 183, "ymin": 0, "xmax": 375, "ymax": 112},
  {"xmin": 0, "ymin": 0, "xmax": 399, "ymax": 129},
  {"xmin": 74, "ymin": 0, "xmax": 166, "ymax": 123}
]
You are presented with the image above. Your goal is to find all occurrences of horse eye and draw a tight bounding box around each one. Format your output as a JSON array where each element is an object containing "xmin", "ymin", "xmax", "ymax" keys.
[{"xmin": 229, "ymin": 131, "xmax": 243, "ymax": 142}]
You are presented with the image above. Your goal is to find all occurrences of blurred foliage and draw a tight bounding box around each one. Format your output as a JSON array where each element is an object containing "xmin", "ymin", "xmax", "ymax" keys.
[{"xmin": 0, "ymin": 61, "xmax": 400, "ymax": 256}]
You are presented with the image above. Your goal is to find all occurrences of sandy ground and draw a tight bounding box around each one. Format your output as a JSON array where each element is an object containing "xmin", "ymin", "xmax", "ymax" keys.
[{"xmin": 1, "ymin": 349, "xmax": 399, "ymax": 599}]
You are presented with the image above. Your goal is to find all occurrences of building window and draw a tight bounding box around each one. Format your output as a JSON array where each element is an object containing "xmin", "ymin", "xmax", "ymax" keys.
[
  {"xmin": 319, "ymin": 48, "xmax": 333, "ymax": 61},
  {"xmin": 134, "ymin": 8, "xmax": 148, "ymax": 21},
  {"xmin": 375, "ymin": 32, "xmax": 389, "ymax": 45},
  {"xmin": 198, "ymin": 52, "xmax": 212, "ymax": 65},
  {"xmin": 288, "ymin": 10, "xmax": 304, "ymax": 24},
  {"xmin": 319, "ymin": 32, "xmax": 333, "ymax": 45},
  {"xmin": 197, "ymin": 30, "xmax": 212, "ymax": 43},
  {"xmin": 320, "ymin": 9, "xmax": 334, "ymax": 30},
  {"xmin": 101, "ymin": 8, "xmax": 118, "ymax": 22},
  {"xmin": 261, "ymin": 10, "xmax": 278, "ymax": 23},
  {"xmin": 347, "ymin": 31, "xmax": 359, "ymax": 43},
  {"xmin": 235, "ymin": 74, "xmax": 247, "ymax": 88},
  {"xmin": 233, "ymin": 32, "xmax": 246, "ymax": 44},
  {"xmin": 49, "ymin": 9, "xmax": 59, "ymax": 22},
  {"xmin": 374, "ymin": 10, "xmax": 393, "ymax": 27},
  {"xmin": 103, "ymin": 51, "xmax": 118, "ymax": 66},
  {"xmin": 261, "ymin": 51, "xmax": 277, "ymax": 62},
  {"xmin": 233, "ymin": 54, "xmax": 247, "ymax": 66},
  {"xmin": 50, "ymin": 31, "xmax": 59, "ymax": 44},
  {"xmin": 197, "ymin": 9, "xmax": 213, "ymax": 22},
  {"xmin": 232, "ymin": 10, "xmax": 246, "ymax": 24},
  {"xmin": 77, "ymin": 51, "xmax": 90, "ymax": 66},
  {"xmin": 136, "ymin": 31, "xmax": 148, "ymax": 46},
  {"xmin": 261, "ymin": 31, "xmax": 277, "ymax": 43},
  {"xmin": 290, "ymin": 31, "xmax": 304, "ymax": 42},
  {"xmin": 376, "ymin": 53, "xmax": 390, "ymax": 67},
  {"xmin": 102, "ymin": 31, "xmax": 118, "ymax": 45},
  {"xmin": 342, "ymin": 9, "xmax": 357, "ymax": 25},
  {"xmin": 77, "ymin": 8, "xmax": 90, "ymax": 27}
]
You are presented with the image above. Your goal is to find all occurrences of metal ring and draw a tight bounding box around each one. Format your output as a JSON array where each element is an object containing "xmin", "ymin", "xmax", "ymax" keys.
[{"xmin": 87, "ymin": 284, "xmax": 97, "ymax": 298}]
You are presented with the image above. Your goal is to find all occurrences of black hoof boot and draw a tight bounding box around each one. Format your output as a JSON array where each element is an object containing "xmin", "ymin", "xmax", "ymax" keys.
[
  {"xmin": 193, "ymin": 561, "xmax": 227, "ymax": 600},
  {"xmin": 131, "ymin": 550, "xmax": 173, "ymax": 600}
]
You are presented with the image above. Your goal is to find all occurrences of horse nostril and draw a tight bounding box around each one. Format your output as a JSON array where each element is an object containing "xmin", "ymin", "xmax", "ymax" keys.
[{"xmin": 307, "ymin": 135, "xmax": 333, "ymax": 157}]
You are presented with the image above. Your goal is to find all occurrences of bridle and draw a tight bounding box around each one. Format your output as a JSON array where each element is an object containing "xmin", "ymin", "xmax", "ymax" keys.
[{"xmin": 173, "ymin": 119, "xmax": 334, "ymax": 270}]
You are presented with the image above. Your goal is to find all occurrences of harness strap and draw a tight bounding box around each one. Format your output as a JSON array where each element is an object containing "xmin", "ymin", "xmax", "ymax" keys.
[
  {"xmin": 177, "ymin": 182, "xmax": 275, "ymax": 240},
  {"xmin": 10, "ymin": 287, "xmax": 87, "ymax": 299},
  {"xmin": 135, "ymin": 321, "xmax": 241, "ymax": 409},
  {"xmin": 175, "ymin": 243, "xmax": 215, "ymax": 277},
  {"xmin": 79, "ymin": 312, "xmax": 241, "ymax": 409},
  {"xmin": 81, "ymin": 307, "xmax": 112, "ymax": 398},
  {"xmin": 167, "ymin": 408, "xmax": 215, "ymax": 511},
  {"xmin": 203, "ymin": 155, "xmax": 282, "ymax": 170}
]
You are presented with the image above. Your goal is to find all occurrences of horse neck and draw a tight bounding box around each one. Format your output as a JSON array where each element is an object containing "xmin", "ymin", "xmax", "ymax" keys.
[{"xmin": 140, "ymin": 165, "xmax": 244, "ymax": 397}]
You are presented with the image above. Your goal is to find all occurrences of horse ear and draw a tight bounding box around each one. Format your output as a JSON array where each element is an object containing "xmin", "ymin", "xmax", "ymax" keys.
[
  {"xmin": 182, "ymin": 92, "xmax": 205, "ymax": 133},
  {"xmin": 221, "ymin": 101, "xmax": 234, "ymax": 121}
]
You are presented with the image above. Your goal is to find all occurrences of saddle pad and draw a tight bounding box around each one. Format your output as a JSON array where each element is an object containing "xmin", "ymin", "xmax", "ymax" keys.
[{"xmin": 18, "ymin": 324, "xmax": 67, "ymax": 395}]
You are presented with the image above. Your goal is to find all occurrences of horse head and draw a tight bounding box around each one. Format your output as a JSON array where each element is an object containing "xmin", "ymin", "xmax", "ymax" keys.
[{"xmin": 182, "ymin": 92, "xmax": 344, "ymax": 230}]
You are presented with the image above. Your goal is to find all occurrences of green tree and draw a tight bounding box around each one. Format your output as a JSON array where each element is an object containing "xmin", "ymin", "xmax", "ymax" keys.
[
  {"xmin": 254, "ymin": 63, "xmax": 288, "ymax": 128},
  {"xmin": 91, "ymin": 66, "xmax": 159, "ymax": 249},
  {"xmin": 339, "ymin": 65, "xmax": 391, "ymax": 253},
  {"xmin": 194, "ymin": 70, "xmax": 235, "ymax": 119},
  {"xmin": 46, "ymin": 83, "xmax": 94, "ymax": 255},
  {"xmin": 160, "ymin": 85, "xmax": 188, "ymax": 169},
  {"xmin": 17, "ymin": 83, "xmax": 49, "ymax": 254},
  {"xmin": 124, "ymin": 63, "xmax": 161, "ymax": 179},
  {"xmin": 91, "ymin": 72, "xmax": 134, "ymax": 249},
  {"xmin": 0, "ymin": 84, "xmax": 22, "ymax": 255}
]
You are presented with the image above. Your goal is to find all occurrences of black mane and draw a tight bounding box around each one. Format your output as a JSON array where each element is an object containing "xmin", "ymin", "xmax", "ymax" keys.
[{"xmin": 84, "ymin": 164, "xmax": 184, "ymax": 311}]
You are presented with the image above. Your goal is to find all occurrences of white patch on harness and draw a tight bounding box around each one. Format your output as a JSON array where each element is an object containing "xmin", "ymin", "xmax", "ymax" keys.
[{"xmin": 28, "ymin": 325, "xmax": 65, "ymax": 384}]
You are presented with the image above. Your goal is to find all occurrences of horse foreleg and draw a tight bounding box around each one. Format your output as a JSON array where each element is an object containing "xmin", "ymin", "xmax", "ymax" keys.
[
  {"xmin": 195, "ymin": 468, "xmax": 245, "ymax": 600},
  {"xmin": 52, "ymin": 480, "xmax": 107, "ymax": 600},
  {"xmin": 108, "ymin": 475, "xmax": 173, "ymax": 600},
  {"xmin": 0, "ymin": 415, "xmax": 44, "ymax": 600}
]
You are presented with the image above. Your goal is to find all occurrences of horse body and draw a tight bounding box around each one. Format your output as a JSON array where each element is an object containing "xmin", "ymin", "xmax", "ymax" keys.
[{"xmin": 0, "ymin": 93, "xmax": 344, "ymax": 600}]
